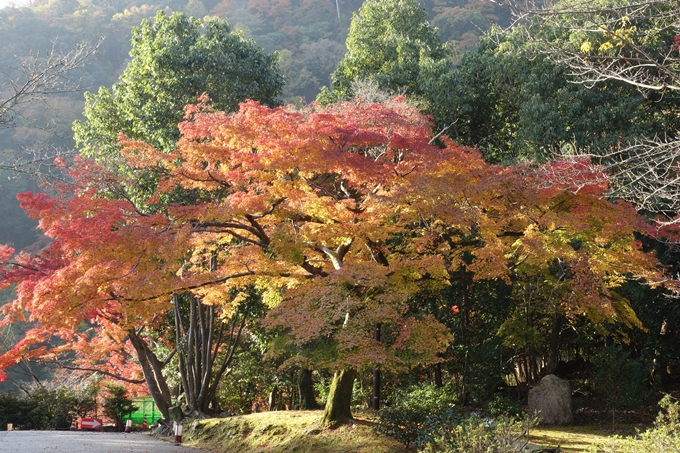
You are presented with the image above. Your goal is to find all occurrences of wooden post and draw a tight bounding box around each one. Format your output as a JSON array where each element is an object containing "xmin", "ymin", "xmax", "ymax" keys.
[{"xmin": 372, "ymin": 323, "xmax": 381, "ymax": 411}]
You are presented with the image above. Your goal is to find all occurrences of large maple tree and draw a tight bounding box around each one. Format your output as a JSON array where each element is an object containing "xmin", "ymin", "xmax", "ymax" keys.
[{"xmin": 0, "ymin": 97, "xmax": 660, "ymax": 424}]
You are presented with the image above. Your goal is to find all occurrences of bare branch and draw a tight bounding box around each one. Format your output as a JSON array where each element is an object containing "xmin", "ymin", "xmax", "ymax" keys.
[
  {"xmin": 0, "ymin": 39, "xmax": 101, "ymax": 184},
  {"xmin": 0, "ymin": 145, "xmax": 77, "ymax": 185},
  {"xmin": 598, "ymin": 137, "xmax": 680, "ymax": 221},
  {"xmin": 42, "ymin": 359, "xmax": 146, "ymax": 384},
  {"xmin": 0, "ymin": 39, "xmax": 102, "ymax": 128},
  {"xmin": 495, "ymin": 0, "xmax": 680, "ymax": 93}
]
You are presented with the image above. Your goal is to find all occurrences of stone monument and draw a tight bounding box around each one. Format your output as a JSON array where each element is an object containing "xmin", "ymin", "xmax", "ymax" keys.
[{"xmin": 528, "ymin": 374, "xmax": 573, "ymax": 425}]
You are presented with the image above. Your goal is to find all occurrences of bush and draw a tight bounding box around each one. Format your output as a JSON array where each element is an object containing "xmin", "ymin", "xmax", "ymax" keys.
[
  {"xmin": 0, "ymin": 384, "xmax": 97, "ymax": 430},
  {"xmin": 375, "ymin": 384, "xmax": 458, "ymax": 448},
  {"xmin": 590, "ymin": 394, "xmax": 680, "ymax": 452},
  {"xmin": 29, "ymin": 386, "xmax": 80, "ymax": 429},
  {"xmin": 101, "ymin": 384, "xmax": 137, "ymax": 429},
  {"xmin": 591, "ymin": 345, "xmax": 651, "ymax": 420},
  {"xmin": 485, "ymin": 392, "xmax": 523, "ymax": 418},
  {"xmin": 0, "ymin": 393, "xmax": 37, "ymax": 430},
  {"xmin": 419, "ymin": 413, "xmax": 536, "ymax": 453}
]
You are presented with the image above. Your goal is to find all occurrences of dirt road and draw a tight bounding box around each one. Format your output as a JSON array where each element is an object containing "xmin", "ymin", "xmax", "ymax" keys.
[{"xmin": 0, "ymin": 430, "xmax": 208, "ymax": 453}]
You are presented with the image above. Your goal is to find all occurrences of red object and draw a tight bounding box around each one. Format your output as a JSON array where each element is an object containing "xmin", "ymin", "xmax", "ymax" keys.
[
  {"xmin": 142, "ymin": 414, "xmax": 148, "ymax": 430},
  {"xmin": 451, "ymin": 305, "xmax": 459, "ymax": 314},
  {"xmin": 70, "ymin": 418, "xmax": 77, "ymax": 430},
  {"xmin": 79, "ymin": 418, "xmax": 103, "ymax": 430}
]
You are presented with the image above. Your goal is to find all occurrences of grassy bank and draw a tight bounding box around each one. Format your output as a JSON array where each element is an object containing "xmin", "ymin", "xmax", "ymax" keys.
[
  {"xmin": 183, "ymin": 410, "xmax": 411, "ymax": 453},
  {"xmin": 179, "ymin": 410, "xmax": 638, "ymax": 453}
]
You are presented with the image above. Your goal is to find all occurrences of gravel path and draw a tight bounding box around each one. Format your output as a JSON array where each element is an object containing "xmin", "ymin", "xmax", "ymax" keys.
[{"xmin": 0, "ymin": 430, "xmax": 208, "ymax": 453}]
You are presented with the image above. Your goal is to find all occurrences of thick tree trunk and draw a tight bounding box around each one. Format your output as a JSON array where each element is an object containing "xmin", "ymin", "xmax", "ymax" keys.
[
  {"xmin": 128, "ymin": 329, "xmax": 173, "ymax": 422},
  {"xmin": 298, "ymin": 368, "xmax": 319, "ymax": 410},
  {"xmin": 322, "ymin": 368, "xmax": 356, "ymax": 427}
]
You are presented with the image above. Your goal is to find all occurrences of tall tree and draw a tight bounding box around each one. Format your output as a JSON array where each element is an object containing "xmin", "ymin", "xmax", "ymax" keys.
[
  {"xmin": 73, "ymin": 11, "xmax": 283, "ymax": 164},
  {"xmin": 64, "ymin": 11, "xmax": 284, "ymax": 415},
  {"xmin": 496, "ymin": 0, "xmax": 680, "ymax": 226},
  {"xmin": 0, "ymin": 98, "xmax": 660, "ymax": 426},
  {"xmin": 445, "ymin": 26, "xmax": 665, "ymax": 164},
  {"xmin": 328, "ymin": 0, "xmax": 447, "ymax": 96},
  {"xmin": 319, "ymin": 0, "xmax": 454, "ymax": 130},
  {"xmin": 0, "ymin": 99, "xmax": 453, "ymax": 423}
]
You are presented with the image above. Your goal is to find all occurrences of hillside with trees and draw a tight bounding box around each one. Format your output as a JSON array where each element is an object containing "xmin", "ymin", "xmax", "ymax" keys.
[{"xmin": 0, "ymin": 0, "xmax": 509, "ymax": 252}]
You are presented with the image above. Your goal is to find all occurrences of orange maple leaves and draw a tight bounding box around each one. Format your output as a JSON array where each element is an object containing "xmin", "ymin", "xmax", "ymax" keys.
[{"xmin": 0, "ymin": 98, "xmax": 662, "ymax": 381}]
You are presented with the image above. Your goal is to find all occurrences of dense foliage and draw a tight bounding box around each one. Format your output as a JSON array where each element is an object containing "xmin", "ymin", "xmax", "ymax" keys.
[
  {"xmin": 2, "ymin": 1, "xmax": 680, "ymax": 450},
  {"xmin": 0, "ymin": 0, "xmax": 510, "ymax": 253},
  {"xmin": 74, "ymin": 11, "xmax": 283, "ymax": 161},
  {"xmin": 0, "ymin": 383, "xmax": 98, "ymax": 430},
  {"xmin": 376, "ymin": 384, "xmax": 458, "ymax": 447},
  {"xmin": 0, "ymin": 97, "xmax": 661, "ymax": 428},
  {"xmin": 323, "ymin": 0, "xmax": 448, "ymax": 100},
  {"xmin": 593, "ymin": 395, "xmax": 680, "ymax": 452}
]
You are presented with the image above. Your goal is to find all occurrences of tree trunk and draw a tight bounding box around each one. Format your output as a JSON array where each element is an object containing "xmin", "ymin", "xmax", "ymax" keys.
[
  {"xmin": 268, "ymin": 385, "xmax": 278, "ymax": 411},
  {"xmin": 298, "ymin": 368, "xmax": 319, "ymax": 410},
  {"xmin": 174, "ymin": 291, "xmax": 249, "ymax": 415},
  {"xmin": 372, "ymin": 323, "xmax": 381, "ymax": 411},
  {"xmin": 434, "ymin": 363, "xmax": 442, "ymax": 388},
  {"xmin": 322, "ymin": 368, "xmax": 356, "ymax": 427},
  {"xmin": 128, "ymin": 329, "xmax": 172, "ymax": 422},
  {"xmin": 546, "ymin": 311, "xmax": 562, "ymax": 375}
]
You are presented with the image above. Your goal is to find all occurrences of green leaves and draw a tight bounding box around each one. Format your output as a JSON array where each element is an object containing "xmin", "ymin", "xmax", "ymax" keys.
[
  {"xmin": 447, "ymin": 26, "xmax": 662, "ymax": 164},
  {"xmin": 323, "ymin": 0, "xmax": 453, "ymax": 124},
  {"xmin": 74, "ymin": 11, "xmax": 284, "ymax": 162}
]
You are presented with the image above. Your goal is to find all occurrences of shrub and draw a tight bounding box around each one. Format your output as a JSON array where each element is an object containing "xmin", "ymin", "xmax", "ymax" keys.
[
  {"xmin": 29, "ymin": 386, "xmax": 80, "ymax": 429},
  {"xmin": 375, "ymin": 384, "xmax": 458, "ymax": 448},
  {"xmin": 591, "ymin": 345, "xmax": 651, "ymax": 423},
  {"xmin": 485, "ymin": 392, "xmax": 523, "ymax": 418},
  {"xmin": 419, "ymin": 413, "xmax": 536, "ymax": 453},
  {"xmin": 0, "ymin": 393, "xmax": 37, "ymax": 430},
  {"xmin": 101, "ymin": 384, "xmax": 137, "ymax": 429},
  {"xmin": 590, "ymin": 394, "xmax": 680, "ymax": 452}
]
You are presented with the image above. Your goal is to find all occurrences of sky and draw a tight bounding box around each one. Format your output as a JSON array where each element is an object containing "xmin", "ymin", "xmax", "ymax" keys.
[{"xmin": 0, "ymin": 0, "xmax": 29, "ymax": 9}]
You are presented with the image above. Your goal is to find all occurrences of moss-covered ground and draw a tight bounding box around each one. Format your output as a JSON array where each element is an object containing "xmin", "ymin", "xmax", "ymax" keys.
[
  {"xmin": 530, "ymin": 424, "xmax": 629, "ymax": 452},
  {"xmin": 174, "ymin": 410, "xmax": 644, "ymax": 453},
  {"xmin": 182, "ymin": 410, "xmax": 412, "ymax": 453}
]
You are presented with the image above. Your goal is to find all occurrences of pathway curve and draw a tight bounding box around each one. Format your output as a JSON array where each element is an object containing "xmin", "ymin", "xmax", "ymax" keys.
[{"xmin": 0, "ymin": 430, "xmax": 208, "ymax": 453}]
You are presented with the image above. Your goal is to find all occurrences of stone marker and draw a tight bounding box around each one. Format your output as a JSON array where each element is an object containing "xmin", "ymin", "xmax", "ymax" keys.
[{"xmin": 528, "ymin": 374, "xmax": 573, "ymax": 425}]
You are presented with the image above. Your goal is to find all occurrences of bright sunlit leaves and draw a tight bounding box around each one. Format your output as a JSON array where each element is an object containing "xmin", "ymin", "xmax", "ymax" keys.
[{"xmin": 0, "ymin": 98, "xmax": 661, "ymax": 382}]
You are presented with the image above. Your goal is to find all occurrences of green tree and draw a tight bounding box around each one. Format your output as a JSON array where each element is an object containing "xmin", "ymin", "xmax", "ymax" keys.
[
  {"xmin": 495, "ymin": 0, "xmax": 680, "ymax": 219},
  {"xmin": 446, "ymin": 26, "xmax": 668, "ymax": 164},
  {"xmin": 319, "ymin": 0, "xmax": 454, "ymax": 129},
  {"xmin": 73, "ymin": 11, "xmax": 283, "ymax": 162},
  {"xmin": 101, "ymin": 383, "xmax": 137, "ymax": 429}
]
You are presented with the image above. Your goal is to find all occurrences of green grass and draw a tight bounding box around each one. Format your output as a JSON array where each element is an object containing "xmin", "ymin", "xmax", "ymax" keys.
[
  {"xmin": 183, "ymin": 410, "xmax": 412, "ymax": 453},
  {"xmin": 530, "ymin": 424, "xmax": 633, "ymax": 452},
  {"xmin": 180, "ymin": 410, "xmax": 641, "ymax": 453}
]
